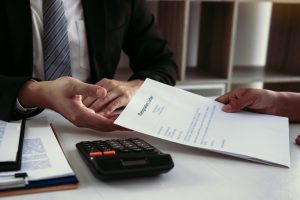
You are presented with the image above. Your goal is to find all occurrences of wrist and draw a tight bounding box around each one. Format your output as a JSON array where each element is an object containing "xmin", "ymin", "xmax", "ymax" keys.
[
  {"xmin": 18, "ymin": 80, "xmax": 49, "ymax": 108},
  {"xmin": 128, "ymin": 79, "xmax": 144, "ymax": 88},
  {"xmin": 16, "ymin": 98, "xmax": 38, "ymax": 113},
  {"xmin": 271, "ymin": 91, "xmax": 300, "ymax": 119},
  {"xmin": 266, "ymin": 90, "xmax": 281, "ymax": 116}
]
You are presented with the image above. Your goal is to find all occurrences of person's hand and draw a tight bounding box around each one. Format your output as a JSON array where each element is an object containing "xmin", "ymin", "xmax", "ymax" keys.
[
  {"xmin": 215, "ymin": 88, "xmax": 278, "ymax": 115},
  {"xmin": 82, "ymin": 78, "xmax": 144, "ymax": 116},
  {"xmin": 18, "ymin": 77, "xmax": 124, "ymax": 131}
]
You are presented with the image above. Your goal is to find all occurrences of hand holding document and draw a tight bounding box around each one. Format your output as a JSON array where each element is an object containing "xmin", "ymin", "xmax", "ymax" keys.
[{"xmin": 115, "ymin": 79, "xmax": 290, "ymax": 167}]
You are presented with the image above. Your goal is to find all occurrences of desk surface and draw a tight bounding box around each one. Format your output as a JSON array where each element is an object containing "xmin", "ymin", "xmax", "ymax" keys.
[{"xmin": 3, "ymin": 110, "xmax": 300, "ymax": 200}]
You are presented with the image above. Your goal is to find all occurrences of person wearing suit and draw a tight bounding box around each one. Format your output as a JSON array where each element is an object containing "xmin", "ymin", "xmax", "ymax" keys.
[{"xmin": 0, "ymin": 0, "xmax": 178, "ymax": 131}]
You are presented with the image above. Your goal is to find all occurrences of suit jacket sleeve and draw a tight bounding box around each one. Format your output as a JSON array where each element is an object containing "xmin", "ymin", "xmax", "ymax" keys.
[
  {"xmin": 0, "ymin": 1, "xmax": 43, "ymax": 121},
  {"xmin": 123, "ymin": 0, "xmax": 178, "ymax": 86},
  {"xmin": 0, "ymin": 76, "xmax": 43, "ymax": 121}
]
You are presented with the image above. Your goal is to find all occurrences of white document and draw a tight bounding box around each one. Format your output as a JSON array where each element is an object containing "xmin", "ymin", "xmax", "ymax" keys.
[
  {"xmin": 19, "ymin": 116, "xmax": 75, "ymax": 180},
  {"xmin": 0, "ymin": 121, "xmax": 22, "ymax": 162},
  {"xmin": 115, "ymin": 79, "xmax": 290, "ymax": 167},
  {"xmin": 0, "ymin": 117, "xmax": 75, "ymax": 183}
]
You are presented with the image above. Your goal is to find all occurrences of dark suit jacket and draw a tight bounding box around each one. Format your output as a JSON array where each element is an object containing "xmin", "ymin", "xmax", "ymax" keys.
[{"xmin": 0, "ymin": 0, "xmax": 178, "ymax": 121}]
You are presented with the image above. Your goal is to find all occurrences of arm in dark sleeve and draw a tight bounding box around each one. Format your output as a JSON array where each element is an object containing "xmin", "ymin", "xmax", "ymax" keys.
[
  {"xmin": 0, "ymin": 4, "xmax": 43, "ymax": 121},
  {"xmin": 0, "ymin": 76, "xmax": 43, "ymax": 121},
  {"xmin": 123, "ymin": 0, "xmax": 178, "ymax": 86}
]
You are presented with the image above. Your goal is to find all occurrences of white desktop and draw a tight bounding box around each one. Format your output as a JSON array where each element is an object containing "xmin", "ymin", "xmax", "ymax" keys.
[{"xmin": 2, "ymin": 109, "xmax": 300, "ymax": 200}]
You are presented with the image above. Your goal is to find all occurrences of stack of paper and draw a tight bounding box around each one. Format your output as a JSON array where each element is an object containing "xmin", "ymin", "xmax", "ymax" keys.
[
  {"xmin": 0, "ymin": 117, "xmax": 77, "ymax": 195},
  {"xmin": 115, "ymin": 79, "xmax": 290, "ymax": 167},
  {"xmin": 0, "ymin": 120, "xmax": 23, "ymax": 170}
]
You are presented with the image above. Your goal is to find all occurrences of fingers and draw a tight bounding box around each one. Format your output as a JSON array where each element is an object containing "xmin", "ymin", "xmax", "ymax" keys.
[
  {"xmin": 222, "ymin": 95, "xmax": 250, "ymax": 112},
  {"xmin": 215, "ymin": 93, "xmax": 230, "ymax": 104},
  {"xmin": 106, "ymin": 113, "xmax": 120, "ymax": 121},
  {"xmin": 89, "ymin": 90, "xmax": 128, "ymax": 114},
  {"xmin": 82, "ymin": 96, "xmax": 98, "ymax": 107},
  {"xmin": 83, "ymin": 91, "xmax": 116, "ymax": 112},
  {"xmin": 216, "ymin": 88, "xmax": 247, "ymax": 104},
  {"xmin": 72, "ymin": 82, "xmax": 107, "ymax": 98},
  {"xmin": 83, "ymin": 79, "xmax": 140, "ymax": 115},
  {"xmin": 82, "ymin": 78, "xmax": 120, "ymax": 110},
  {"xmin": 77, "ymin": 78, "xmax": 141, "ymax": 130},
  {"xmin": 100, "ymin": 96, "xmax": 127, "ymax": 115},
  {"xmin": 67, "ymin": 106, "xmax": 122, "ymax": 132},
  {"xmin": 46, "ymin": 77, "xmax": 124, "ymax": 132},
  {"xmin": 216, "ymin": 88, "xmax": 255, "ymax": 113},
  {"xmin": 96, "ymin": 78, "xmax": 120, "ymax": 91}
]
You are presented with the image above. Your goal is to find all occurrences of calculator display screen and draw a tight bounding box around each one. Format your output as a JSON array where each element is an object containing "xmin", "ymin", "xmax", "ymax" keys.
[{"xmin": 121, "ymin": 159, "xmax": 148, "ymax": 166}]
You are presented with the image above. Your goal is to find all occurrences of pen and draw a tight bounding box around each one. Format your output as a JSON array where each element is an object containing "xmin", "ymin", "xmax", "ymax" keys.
[{"xmin": 0, "ymin": 172, "xmax": 28, "ymax": 190}]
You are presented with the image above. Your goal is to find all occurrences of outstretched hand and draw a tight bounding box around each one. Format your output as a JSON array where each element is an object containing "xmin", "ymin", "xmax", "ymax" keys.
[
  {"xmin": 82, "ymin": 78, "xmax": 144, "ymax": 116},
  {"xmin": 18, "ymin": 77, "xmax": 125, "ymax": 131},
  {"xmin": 215, "ymin": 88, "xmax": 278, "ymax": 115},
  {"xmin": 216, "ymin": 88, "xmax": 300, "ymax": 145}
]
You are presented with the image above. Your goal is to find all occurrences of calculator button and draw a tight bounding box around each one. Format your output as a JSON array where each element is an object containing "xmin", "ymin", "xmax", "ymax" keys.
[
  {"xmin": 131, "ymin": 148, "xmax": 143, "ymax": 152},
  {"xmin": 89, "ymin": 152, "xmax": 102, "ymax": 157},
  {"xmin": 84, "ymin": 147, "xmax": 98, "ymax": 152},
  {"xmin": 144, "ymin": 147, "xmax": 154, "ymax": 151},
  {"xmin": 103, "ymin": 150, "xmax": 116, "ymax": 155},
  {"xmin": 80, "ymin": 138, "xmax": 157, "ymax": 156},
  {"xmin": 88, "ymin": 148, "xmax": 99, "ymax": 153},
  {"xmin": 118, "ymin": 149, "xmax": 131, "ymax": 153}
]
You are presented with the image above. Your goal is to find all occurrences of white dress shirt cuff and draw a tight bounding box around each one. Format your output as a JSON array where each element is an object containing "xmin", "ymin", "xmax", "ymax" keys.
[{"xmin": 16, "ymin": 98, "xmax": 38, "ymax": 114}]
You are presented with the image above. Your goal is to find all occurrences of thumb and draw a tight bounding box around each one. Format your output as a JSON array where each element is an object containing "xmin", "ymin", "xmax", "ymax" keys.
[
  {"xmin": 72, "ymin": 82, "xmax": 107, "ymax": 98},
  {"xmin": 226, "ymin": 96, "xmax": 253, "ymax": 113}
]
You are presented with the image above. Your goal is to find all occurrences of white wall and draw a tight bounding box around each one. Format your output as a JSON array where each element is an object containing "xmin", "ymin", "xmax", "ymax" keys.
[
  {"xmin": 187, "ymin": 2, "xmax": 201, "ymax": 67},
  {"xmin": 234, "ymin": 2, "xmax": 272, "ymax": 67},
  {"xmin": 187, "ymin": 2, "xmax": 272, "ymax": 67}
]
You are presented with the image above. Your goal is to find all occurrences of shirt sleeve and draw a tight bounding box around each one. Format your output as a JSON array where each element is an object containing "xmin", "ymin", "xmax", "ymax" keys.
[{"xmin": 16, "ymin": 98, "xmax": 38, "ymax": 114}]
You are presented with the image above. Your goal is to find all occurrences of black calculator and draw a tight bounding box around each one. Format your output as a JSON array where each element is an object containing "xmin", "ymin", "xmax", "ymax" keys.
[{"xmin": 76, "ymin": 138, "xmax": 174, "ymax": 180}]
